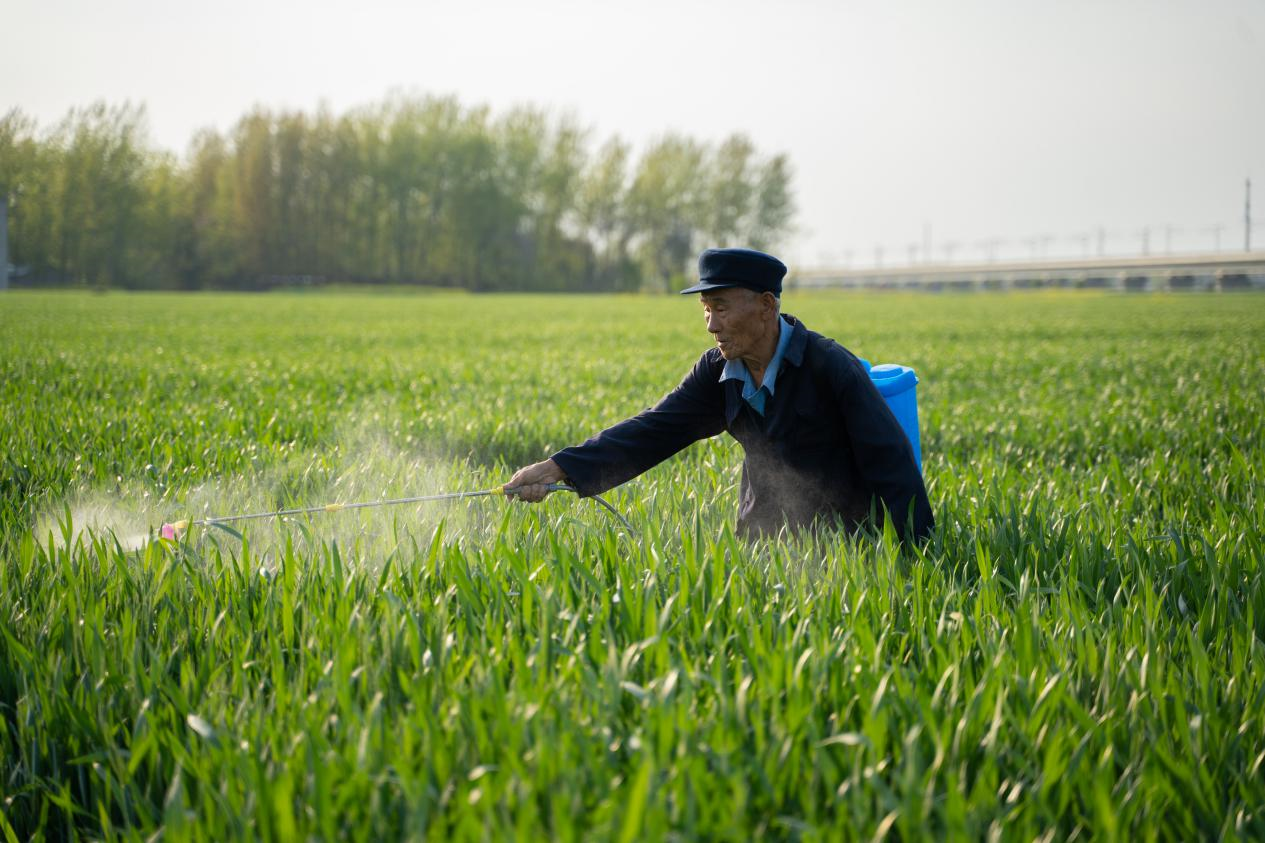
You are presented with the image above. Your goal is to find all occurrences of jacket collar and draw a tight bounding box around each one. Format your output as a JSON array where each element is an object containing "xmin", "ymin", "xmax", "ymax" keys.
[
  {"xmin": 721, "ymin": 313, "xmax": 809, "ymax": 425},
  {"xmin": 781, "ymin": 313, "xmax": 809, "ymax": 368}
]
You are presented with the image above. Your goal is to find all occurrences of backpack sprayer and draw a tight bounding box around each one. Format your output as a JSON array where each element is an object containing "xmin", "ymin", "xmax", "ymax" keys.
[{"xmin": 159, "ymin": 483, "xmax": 633, "ymax": 540}]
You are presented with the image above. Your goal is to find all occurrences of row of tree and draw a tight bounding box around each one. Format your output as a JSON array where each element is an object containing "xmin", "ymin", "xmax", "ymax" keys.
[{"xmin": 0, "ymin": 97, "xmax": 794, "ymax": 291}]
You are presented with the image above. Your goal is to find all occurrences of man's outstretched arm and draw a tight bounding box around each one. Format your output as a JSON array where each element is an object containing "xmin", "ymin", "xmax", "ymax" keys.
[{"xmin": 505, "ymin": 352, "xmax": 726, "ymax": 503}]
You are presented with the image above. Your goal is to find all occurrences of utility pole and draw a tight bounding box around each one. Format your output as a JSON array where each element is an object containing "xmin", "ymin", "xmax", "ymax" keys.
[
  {"xmin": 1164, "ymin": 224, "xmax": 1180, "ymax": 255},
  {"xmin": 977, "ymin": 238, "xmax": 1002, "ymax": 263},
  {"xmin": 1024, "ymin": 235, "xmax": 1053, "ymax": 260}
]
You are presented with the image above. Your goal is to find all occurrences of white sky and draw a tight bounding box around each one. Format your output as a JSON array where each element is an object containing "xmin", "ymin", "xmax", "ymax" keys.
[{"xmin": 4, "ymin": 0, "xmax": 1264, "ymax": 267}]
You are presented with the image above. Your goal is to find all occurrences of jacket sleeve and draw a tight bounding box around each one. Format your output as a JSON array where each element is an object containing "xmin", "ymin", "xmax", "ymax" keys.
[
  {"xmin": 836, "ymin": 362, "xmax": 935, "ymax": 542},
  {"xmin": 550, "ymin": 352, "xmax": 727, "ymax": 497}
]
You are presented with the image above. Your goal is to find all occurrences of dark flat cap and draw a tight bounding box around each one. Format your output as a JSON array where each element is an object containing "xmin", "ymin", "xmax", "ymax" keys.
[{"xmin": 679, "ymin": 247, "xmax": 787, "ymax": 295}]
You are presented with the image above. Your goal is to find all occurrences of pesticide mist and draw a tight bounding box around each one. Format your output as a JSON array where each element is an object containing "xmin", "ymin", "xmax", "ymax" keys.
[{"xmin": 36, "ymin": 414, "xmax": 559, "ymax": 563}]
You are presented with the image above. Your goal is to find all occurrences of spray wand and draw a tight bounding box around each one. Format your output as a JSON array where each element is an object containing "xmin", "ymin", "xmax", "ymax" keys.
[{"xmin": 160, "ymin": 483, "xmax": 632, "ymax": 539}]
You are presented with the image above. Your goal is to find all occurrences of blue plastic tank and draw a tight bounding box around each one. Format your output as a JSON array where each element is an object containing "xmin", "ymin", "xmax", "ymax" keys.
[{"xmin": 866, "ymin": 363, "xmax": 922, "ymax": 471}]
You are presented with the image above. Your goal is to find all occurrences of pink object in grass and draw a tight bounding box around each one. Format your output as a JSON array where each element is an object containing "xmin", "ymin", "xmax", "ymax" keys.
[{"xmin": 161, "ymin": 523, "xmax": 177, "ymax": 540}]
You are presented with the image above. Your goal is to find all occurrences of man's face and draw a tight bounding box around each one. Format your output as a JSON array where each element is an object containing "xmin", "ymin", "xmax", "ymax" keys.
[{"xmin": 700, "ymin": 288, "xmax": 777, "ymax": 361}]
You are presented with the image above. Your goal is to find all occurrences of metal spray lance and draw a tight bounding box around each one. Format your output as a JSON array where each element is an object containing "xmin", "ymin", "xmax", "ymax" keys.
[{"xmin": 159, "ymin": 483, "xmax": 632, "ymax": 538}]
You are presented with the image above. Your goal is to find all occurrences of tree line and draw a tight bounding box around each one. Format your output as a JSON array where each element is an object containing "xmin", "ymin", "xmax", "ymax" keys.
[{"xmin": 0, "ymin": 97, "xmax": 794, "ymax": 292}]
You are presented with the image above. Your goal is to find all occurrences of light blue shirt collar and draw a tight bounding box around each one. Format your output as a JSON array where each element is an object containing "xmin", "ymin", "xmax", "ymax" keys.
[{"xmin": 719, "ymin": 315, "xmax": 794, "ymax": 415}]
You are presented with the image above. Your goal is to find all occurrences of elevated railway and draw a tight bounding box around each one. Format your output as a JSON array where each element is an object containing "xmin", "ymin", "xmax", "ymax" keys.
[{"xmin": 792, "ymin": 252, "xmax": 1265, "ymax": 292}]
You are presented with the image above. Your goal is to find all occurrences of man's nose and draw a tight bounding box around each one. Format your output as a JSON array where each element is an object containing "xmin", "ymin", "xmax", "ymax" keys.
[{"xmin": 706, "ymin": 314, "xmax": 720, "ymax": 333}]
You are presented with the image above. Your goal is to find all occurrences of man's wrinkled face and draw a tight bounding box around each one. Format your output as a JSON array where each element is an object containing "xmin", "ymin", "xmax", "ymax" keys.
[{"xmin": 700, "ymin": 288, "xmax": 776, "ymax": 361}]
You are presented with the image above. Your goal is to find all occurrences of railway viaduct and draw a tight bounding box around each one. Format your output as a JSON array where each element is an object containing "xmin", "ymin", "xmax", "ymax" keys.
[{"xmin": 792, "ymin": 252, "xmax": 1265, "ymax": 292}]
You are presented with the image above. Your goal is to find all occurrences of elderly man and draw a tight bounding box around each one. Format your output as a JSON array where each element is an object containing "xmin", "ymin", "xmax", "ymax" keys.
[{"xmin": 507, "ymin": 247, "xmax": 934, "ymax": 541}]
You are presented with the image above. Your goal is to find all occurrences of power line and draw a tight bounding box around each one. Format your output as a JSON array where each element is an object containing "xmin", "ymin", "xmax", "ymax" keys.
[
  {"xmin": 837, "ymin": 217, "xmax": 1257, "ymax": 271},
  {"xmin": 1199, "ymin": 224, "xmax": 1224, "ymax": 252}
]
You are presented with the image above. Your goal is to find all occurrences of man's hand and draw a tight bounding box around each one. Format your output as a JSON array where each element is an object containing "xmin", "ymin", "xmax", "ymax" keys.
[{"xmin": 505, "ymin": 458, "xmax": 566, "ymax": 503}]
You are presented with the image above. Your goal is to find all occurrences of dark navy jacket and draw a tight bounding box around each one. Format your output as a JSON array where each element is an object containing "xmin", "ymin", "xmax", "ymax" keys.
[{"xmin": 551, "ymin": 315, "xmax": 934, "ymax": 541}]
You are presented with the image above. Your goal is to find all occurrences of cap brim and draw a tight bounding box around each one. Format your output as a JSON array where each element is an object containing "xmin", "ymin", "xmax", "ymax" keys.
[{"xmin": 678, "ymin": 280, "xmax": 740, "ymax": 295}]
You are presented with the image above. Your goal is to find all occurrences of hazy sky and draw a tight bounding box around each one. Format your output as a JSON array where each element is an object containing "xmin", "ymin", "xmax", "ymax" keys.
[{"xmin": 5, "ymin": 0, "xmax": 1264, "ymax": 267}]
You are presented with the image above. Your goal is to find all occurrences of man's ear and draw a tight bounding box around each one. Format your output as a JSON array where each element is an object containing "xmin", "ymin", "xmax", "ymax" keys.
[{"xmin": 761, "ymin": 291, "xmax": 779, "ymax": 316}]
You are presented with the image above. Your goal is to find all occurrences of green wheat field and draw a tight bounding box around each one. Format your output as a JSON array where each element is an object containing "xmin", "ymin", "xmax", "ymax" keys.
[{"xmin": 2, "ymin": 289, "xmax": 1263, "ymax": 841}]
